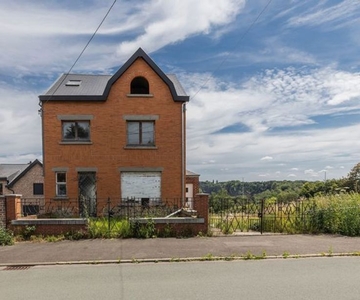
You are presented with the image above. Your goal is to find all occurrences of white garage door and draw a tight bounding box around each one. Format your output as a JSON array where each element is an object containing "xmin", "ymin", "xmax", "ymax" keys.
[{"xmin": 121, "ymin": 172, "xmax": 161, "ymax": 200}]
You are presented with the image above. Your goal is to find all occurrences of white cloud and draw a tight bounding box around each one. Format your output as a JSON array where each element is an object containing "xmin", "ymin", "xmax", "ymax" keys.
[
  {"xmin": 287, "ymin": 0, "xmax": 360, "ymax": 29},
  {"xmin": 288, "ymin": 174, "xmax": 297, "ymax": 177},
  {"xmin": 0, "ymin": 0, "xmax": 246, "ymax": 75},
  {"xmin": 117, "ymin": 0, "xmax": 245, "ymax": 56},
  {"xmin": 261, "ymin": 156, "xmax": 273, "ymax": 161},
  {"xmin": 291, "ymin": 168, "xmax": 299, "ymax": 171}
]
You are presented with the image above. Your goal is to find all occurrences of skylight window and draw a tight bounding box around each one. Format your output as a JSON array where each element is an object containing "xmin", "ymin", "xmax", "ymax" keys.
[{"xmin": 65, "ymin": 80, "xmax": 82, "ymax": 86}]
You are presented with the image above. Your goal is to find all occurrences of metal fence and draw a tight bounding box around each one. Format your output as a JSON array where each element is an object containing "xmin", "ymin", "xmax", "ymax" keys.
[
  {"xmin": 209, "ymin": 198, "xmax": 317, "ymax": 234},
  {"xmin": 19, "ymin": 197, "xmax": 185, "ymax": 219}
]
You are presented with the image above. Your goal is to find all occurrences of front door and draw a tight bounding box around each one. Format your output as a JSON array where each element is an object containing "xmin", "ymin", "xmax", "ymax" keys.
[{"xmin": 78, "ymin": 172, "xmax": 97, "ymax": 217}]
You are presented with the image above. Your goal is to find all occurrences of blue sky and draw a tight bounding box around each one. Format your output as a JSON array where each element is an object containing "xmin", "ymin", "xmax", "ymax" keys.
[{"xmin": 1, "ymin": 0, "xmax": 360, "ymax": 182}]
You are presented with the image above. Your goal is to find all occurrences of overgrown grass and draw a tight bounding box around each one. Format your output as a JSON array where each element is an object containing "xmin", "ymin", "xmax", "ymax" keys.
[
  {"xmin": 88, "ymin": 217, "xmax": 132, "ymax": 238},
  {"xmin": 211, "ymin": 193, "xmax": 360, "ymax": 236},
  {"xmin": 309, "ymin": 193, "xmax": 360, "ymax": 236}
]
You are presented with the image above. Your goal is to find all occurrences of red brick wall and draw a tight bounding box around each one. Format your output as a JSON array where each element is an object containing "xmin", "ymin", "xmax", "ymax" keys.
[
  {"xmin": 10, "ymin": 223, "xmax": 87, "ymax": 236},
  {"xmin": 0, "ymin": 196, "xmax": 5, "ymax": 228},
  {"xmin": 42, "ymin": 58, "xmax": 185, "ymax": 209}
]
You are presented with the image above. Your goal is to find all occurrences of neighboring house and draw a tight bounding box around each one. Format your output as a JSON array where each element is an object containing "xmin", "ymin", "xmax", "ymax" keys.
[
  {"xmin": 0, "ymin": 159, "xmax": 44, "ymax": 198},
  {"xmin": 185, "ymin": 170, "xmax": 200, "ymax": 209},
  {"xmin": 39, "ymin": 48, "xmax": 190, "ymax": 215}
]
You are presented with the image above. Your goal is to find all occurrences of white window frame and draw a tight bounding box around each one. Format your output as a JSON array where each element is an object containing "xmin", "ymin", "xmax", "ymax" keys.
[{"xmin": 56, "ymin": 172, "xmax": 67, "ymax": 197}]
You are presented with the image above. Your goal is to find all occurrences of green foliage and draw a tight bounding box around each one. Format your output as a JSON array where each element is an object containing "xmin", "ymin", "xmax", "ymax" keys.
[
  {"xmin": 22, "ymin": 225, "xmax": 36, "ymax": 240},
  {"xmin": 64, "ymin": 229, "xmax": 88, "ymax": 240},
  {"xmin": 309, "ymin": 193, "xmax": 360, "ymax": 236},
  {"xmin": 130, "ymin": 219, "xmax": 156, "ymax": 239},
  {"xmin": 158, "ymin": 223, "xmax": 176, "ymax": 238},
  {"xmin": 0, "ymin": 227, "xmax": 14, "ymax": 246},
  {"xmin": 88, "ymin": 218, "xmax": 132, "ymax": 238},
  {"xmin": 345, "ymin": 162, "xmax": 360, "ymax": 192}
]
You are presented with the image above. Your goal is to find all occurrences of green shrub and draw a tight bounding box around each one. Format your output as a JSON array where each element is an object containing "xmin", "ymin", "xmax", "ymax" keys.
[
  {"xmin": 0, "ymin": 227, "xmax": 14, "ymax": 246},
  {"xmin": 130, "ymin": 219, "xmax": 156, "ymax": 239},
  {"xmin": 22, "ymin": 225, "xmax": 36, "ymax": 240}
]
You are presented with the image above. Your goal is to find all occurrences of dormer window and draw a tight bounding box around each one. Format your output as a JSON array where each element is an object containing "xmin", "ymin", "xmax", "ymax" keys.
[
  {"xmin": 65, "ymin": 80, "xmax": 81, "ymax": 86},
  {"xmin": 130, "ymin": 77, "xmax": 149, "ymax": 94}
]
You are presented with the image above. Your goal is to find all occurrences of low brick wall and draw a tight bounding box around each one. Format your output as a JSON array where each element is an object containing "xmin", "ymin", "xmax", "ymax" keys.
[
  {"xmin": 0, "ymin": 196, "xmax": 5, "ymax": 228},
  {"xmin": 10, "ymin": 219, "xmax": 88, "ymax": 236},
  {"xmin": 133, "ymin": 217, "xmax": 207, "ymax": 236}
]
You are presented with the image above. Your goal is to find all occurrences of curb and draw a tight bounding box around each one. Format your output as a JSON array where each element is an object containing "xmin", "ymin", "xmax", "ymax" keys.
[{"xmin": 1, "ymin": 252, "xmax": 360, "ymax": 268}]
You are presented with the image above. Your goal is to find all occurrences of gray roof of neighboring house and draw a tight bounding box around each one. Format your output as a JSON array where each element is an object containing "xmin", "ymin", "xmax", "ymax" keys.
[
  {"xmin": 0, "ymin": 160, "xmax": 42, "ymax": 187},
  {"xmin": 186, "ymin": 170, "xmax": 200, "ymax": 176},
  {"xmin": 39, "ymin": 48, "xmax": 189, "ymax": 102}
]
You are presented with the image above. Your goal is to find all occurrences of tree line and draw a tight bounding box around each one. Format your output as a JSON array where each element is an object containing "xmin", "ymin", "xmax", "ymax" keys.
[{"xmin": 200, "ymin": 162, "xmax": 360, "ymax": 204}]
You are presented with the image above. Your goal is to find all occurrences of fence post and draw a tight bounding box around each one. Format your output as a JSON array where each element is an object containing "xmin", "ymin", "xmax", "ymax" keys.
[
  {"xmin": 0, "ymin": 196, "xmax": 5, "ymax": 228},
  {"xmin": 107, "ymin": 197, "xmax": 111, "ymax": 234},
  {"xmin": 260, "ymin": 198, "xmax": 265, "ymax": 234},
  {"xmin": 5, "ymin": 194, "xmax": 22, "ymax": 228},
  {"xmin": 194, "ymin": 193, "xmax": 209, "ymax": 233}
]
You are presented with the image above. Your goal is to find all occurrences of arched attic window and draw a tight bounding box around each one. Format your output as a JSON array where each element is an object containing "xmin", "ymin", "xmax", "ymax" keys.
[{"xmin": 130, "ymin": 76, "xmax": 149, "ymax": 94}]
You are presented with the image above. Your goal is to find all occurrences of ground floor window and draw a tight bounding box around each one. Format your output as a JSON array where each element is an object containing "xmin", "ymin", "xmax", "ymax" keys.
[
  {"xmin": 121, "ymin": 172, "xmax": 161, "ymax": 201},
  {"xmin": 56, "ymin": 172, "xmax": 67, "ymax": 196}
]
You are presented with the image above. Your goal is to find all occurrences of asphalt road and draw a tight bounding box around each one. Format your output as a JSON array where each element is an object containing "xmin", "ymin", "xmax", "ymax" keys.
[{"xmin": 1, "ymin": 257, "xmax": 360, "ymax": 300}]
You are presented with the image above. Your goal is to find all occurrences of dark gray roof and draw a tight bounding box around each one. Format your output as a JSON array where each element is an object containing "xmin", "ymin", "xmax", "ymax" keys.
[
  {"xmin": 167, "ymin": 74, "xmax": 187, "ymax": 97},
  {"xmin": 0, "ymin": 160, "xmax": 42, "ymax": 186},
  {"xmin": 0, "ymin": 164, "xmax": 29, "ymax": 183},
  {"xmin": 39, "ymin": 48, "xmax": 189, "ymax": 102},
  {"xmin": 43, "ymin": 74, "xmax": 112, "ymax": 97}
]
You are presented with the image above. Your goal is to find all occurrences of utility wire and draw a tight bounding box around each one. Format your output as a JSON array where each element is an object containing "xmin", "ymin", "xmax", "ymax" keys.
[
  {"xmin": 40, "ymin": 0, "xmax": 117, "ymax": 110},
  {"xmin": 191, "ymin": 0, "xmax": 273, "ymax": 100}
]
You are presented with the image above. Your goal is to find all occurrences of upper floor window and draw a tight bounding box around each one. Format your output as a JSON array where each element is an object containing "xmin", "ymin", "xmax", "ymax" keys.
[
  {"xmin": 130, "ymin": 76, "xmax": 149, "ymax": 94},
  {"xmin": 0, "ymin": 183, "xmax": 3, "ymax": 195},
  {"xmin": 127, "ymin": 121, "xmax": 155, "ymax": 146},
  {"xmin": 62, "ymin": 121, "xmax": 90, "ymax": 141}
]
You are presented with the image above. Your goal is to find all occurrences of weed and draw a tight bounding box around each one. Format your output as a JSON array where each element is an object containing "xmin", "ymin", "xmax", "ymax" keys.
[
  {"xmin": 202, "ymin": 253, "xmax": 215, "ymax": 261},
  {"xmin": 131, "ymin": 219, "xmax": 156, "ymax": 239},
  {"xmin": 170, "ymin": 257, "xmax": 180, "ymax": 262},
  {"xmin": 328, "ymin": 246, "xmax": 333, "ymax": 257},
  {"xmin": 224, "ymin": 254, "xmax": 236, "ymax": 261},
  {"xmin": 45, "ymin": 235, "xmax": 65, "ymax": 242},
  {"xmin": 244, "ymin": 251, "xmax": 255, "ymax": 260},
  {"xmin": 282, "ymin": 251, "xmax": 290, "ymax": 259},
  {"xmin": 22, "ymin": 225, "xmax": 36, "ymax": 240},
  {"xmin": 0, "ymin": 227, "xmax": 14, "ymax": 246},
  {"xmin": 255, "ymin": 250, "xmax": 267, "ymax": 260}
]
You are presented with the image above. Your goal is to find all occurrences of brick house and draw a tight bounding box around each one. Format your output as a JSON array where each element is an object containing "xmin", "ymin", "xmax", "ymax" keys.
[
  {"xmin": 39, "ymin": 48, "xmax": 190, "ymax": 216},
  {"xmin": 0, "ymin": 159, "xmax": 44, "ymax": 198},
  {"xmin": 185, "ymin": 170, "xmax": 200, "ymax": 209}
]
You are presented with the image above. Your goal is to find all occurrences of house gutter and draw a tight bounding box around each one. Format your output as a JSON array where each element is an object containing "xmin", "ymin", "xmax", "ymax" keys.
[{"xmin": 181, "ymin": 102, "xmax": 186, "ymax": 207}]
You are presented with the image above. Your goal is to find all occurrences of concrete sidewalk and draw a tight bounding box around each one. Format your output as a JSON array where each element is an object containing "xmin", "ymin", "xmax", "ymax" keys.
[{"xmin": 1, "ymin": 234, "xmax": 360, "ymax": 266}]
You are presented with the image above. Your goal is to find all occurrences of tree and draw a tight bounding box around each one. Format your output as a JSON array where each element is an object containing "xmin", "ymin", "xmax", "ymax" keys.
[{"xmin": 346, "ymin": 162, "xmax": 360, "ymax": 192}]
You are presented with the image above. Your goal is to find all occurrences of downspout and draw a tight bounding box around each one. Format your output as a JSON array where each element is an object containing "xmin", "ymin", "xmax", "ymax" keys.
[{"xmin": 181, "ymin": 102, "xmax": 186, "ymax": 207}]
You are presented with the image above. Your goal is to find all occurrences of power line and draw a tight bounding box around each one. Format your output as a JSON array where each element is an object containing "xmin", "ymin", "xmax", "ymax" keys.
[
  {"xmin": 40, "ymin": 0, "xmax": 117, "ymax": 110},
  {"xmin": 191, "ymin": 0, "xmax": 273, "ymax": 100}
]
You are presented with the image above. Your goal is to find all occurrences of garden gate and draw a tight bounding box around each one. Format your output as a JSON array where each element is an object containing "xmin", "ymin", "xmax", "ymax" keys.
[{"xmin": 209, "ymin": 198, "xmax": 316, "ymax": 234}]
